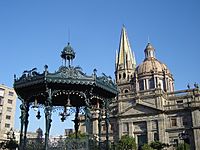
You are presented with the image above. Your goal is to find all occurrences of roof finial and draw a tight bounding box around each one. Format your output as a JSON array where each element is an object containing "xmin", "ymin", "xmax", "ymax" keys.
[
  {"xmin": 68, "ymin": 28, "xmax": 71, "ymax": 44},
  {"xmin": 148, "ymin": 35, "xmax": 150, "ymax": 43}
]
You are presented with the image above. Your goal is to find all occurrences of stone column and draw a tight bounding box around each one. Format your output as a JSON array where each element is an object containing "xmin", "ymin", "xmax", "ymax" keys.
[
  {"xmin": 128, "ymin": 122, "xmax": 133, "ymax": 137},
  {"xmin": 118, "ymin": 121, "xmax": 123, "ymax": 139},
  {"xmin": 191, "ymin": 109, "xmax": 200, "ymax": 150},
  {"xmin": 158, "ymin": 116, "xmax": 165, "ymax": 143},
  {"xmin": 147, "ymin": 121, "xmax": 153, "ymax": 143}
]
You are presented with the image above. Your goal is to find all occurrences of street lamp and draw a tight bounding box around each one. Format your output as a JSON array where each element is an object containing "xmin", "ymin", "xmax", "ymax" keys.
[
  {"xmin": 178, "ymin": 131, "xmax": 188, "ymax": 150},
  {"xmin": 7, "ymin": 128, "xmax": 15, "ymax": 140}
]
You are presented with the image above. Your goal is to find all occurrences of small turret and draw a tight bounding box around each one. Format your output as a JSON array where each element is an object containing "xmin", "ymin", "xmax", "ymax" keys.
[
  {"xmin": 61, "ymin": 42, "xmax": 75, "ymax": 67},
  {"xmin": 144, "ymin": 42, "xmax": 155, "ymax": 59}
]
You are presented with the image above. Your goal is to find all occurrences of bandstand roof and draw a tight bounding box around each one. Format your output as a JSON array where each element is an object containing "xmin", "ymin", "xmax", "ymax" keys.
[{"xmin": 14, "ymin": 43, "xmax": 118, "ymax": 107}]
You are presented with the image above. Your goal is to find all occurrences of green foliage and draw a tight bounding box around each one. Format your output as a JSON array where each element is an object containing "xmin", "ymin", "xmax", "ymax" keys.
[
  {"xmin": 26, "ymin": 140, "xmax": 44, "ymax": 150},
  {"xmin": 142, "ymin": 144, "xmax": 154, "ymax": 150},
  {"xmin": 150, "ymin": 141, "xmax": 169, "ymax": 150},
  {"xmin": 67, "ymin": 131, "xmax": 87, "ymax": 139},
  {"xmin": 116, "ymin": 135, "xmax": 137, "ymax": 150},
  {"xmin": 176, "ymin": 143, "xmax": 190, "ymax": 150},
  {"xmin": 0, "ymin": 139, "xmax": 18, "ymax": 150}
]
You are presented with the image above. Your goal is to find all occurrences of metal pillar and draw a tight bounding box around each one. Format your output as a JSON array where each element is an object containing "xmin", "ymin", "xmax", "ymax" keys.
[
  {"xmin": 105, "ymin": 100, "xmax": 110, "ymax": 150},
  {"xmin": 19, "ymin": 100, "xmax": 29, "ymax": 150},
  {"xmin": 23, "ymin": 102, "xmax": 29, "ymax": 150},
  {"xmin": 19, "ymin": 104, "xmax": 25, "ymax": 149},
  {"xmin": 98, "ymin": 108, "xmax": 102, "ymax": 149},
  {"xmin": 44, "ymin": 89, "xmax": 52, "ymax": 150},
  {"xmin": 73, "ymin": 106, "xmax": 80, "ymax": 139}
]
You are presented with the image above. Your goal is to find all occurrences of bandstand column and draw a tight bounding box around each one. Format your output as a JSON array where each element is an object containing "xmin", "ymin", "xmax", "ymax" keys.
[
  {"xmin": 98, "ymin": 107, "xmax": 102, "ymax": 149},
  {"xmin": 23, "ymin": 102, "xmax": 29, "ymax": 150},
  {"xmin": 105, "ymin": 99, "xmax": 110, "ymax": 150},
  {"xmin": 19, "ymin": 100, "xmax": 29, "ymax": 150},
  {"xmin": 19, "ymin": 104, "xmax": 24, "ymax": 149},
  {"xmin": 44, "ymin": 89, "xmax": 53, "ymax": 150},
  {"xmin": 82, "ymin": 92, "xmax": 92, "ymax": 137},
  {"xmin": 74, "ymin": 106, "xmax": 80, "ymax": 139}
]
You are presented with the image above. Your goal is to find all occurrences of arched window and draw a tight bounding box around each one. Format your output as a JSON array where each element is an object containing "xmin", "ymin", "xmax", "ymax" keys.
[
  {"xmin": 123, "ymin": 73, "xmax": 126, "ymax": 79},
  {"xmin": 119, "ymin": 74, "xmax": 121, "ymax": 80}
]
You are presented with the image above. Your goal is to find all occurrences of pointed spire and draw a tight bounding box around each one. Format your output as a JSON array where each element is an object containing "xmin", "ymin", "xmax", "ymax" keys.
[{"xmin": 116, "ymin": 25, "xmax": 136, "ymax": 71}]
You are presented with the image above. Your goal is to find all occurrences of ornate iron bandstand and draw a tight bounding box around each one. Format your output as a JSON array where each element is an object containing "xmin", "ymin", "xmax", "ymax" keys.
[{"xmin": 14, "ymin": 42, "xmax": 118, "ymax": 150}]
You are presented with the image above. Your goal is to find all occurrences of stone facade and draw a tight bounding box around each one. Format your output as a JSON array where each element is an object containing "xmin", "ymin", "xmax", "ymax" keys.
[
  {"xmin": 0, "ymin": 84, "xmax": 17, "ymax": 141},
  {"xmin": 80, "ymin": 27, "xmax": 200, "ymax": 150}
]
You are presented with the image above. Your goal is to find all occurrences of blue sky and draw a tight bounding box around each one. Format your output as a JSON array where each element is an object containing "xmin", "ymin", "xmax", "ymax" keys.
[{"xmin": 0, "ymin": 0, "xmax": 200, "ymax": 136}]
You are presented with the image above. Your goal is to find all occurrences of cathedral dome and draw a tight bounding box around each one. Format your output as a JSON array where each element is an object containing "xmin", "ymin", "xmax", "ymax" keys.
[
  {"xmin": 134, "ymin": 43, "xmax": 174, "ymax": 92},
  {"xmin": 136, "ymin": 43, "xmax": 171, "ymax": 76},
  {"xmin": 136, "ymin": 58, "xmax": 171, "ymax": 76}
]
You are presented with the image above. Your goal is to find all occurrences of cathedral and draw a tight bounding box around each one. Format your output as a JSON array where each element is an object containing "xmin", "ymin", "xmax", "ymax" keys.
[{"xmin": 80, "ymin": 26, "xmax": 200, "ymax": 150}]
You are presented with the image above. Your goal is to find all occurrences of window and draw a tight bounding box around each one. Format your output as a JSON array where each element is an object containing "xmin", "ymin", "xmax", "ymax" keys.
[
  {"xmin": 177, "ymin": 100, "xmax": 183, "ymax": 108},
  {"xmin": 139, "ymin": 80, "xmax": 144, "ymax": 91},
  {"xmin": 123, "ymin": 73, "xmax": 126, "ymax": 79},
  {"xmin": 174, "ymin": 139, "xmax": 178, "ymax": 147},
  {"xmin": 0, "ymin": 97, "xmax": 3, "ymax": 105},
  {"xmin": 152, "ymin": 120, "xmax": 158, "ymax": 130},
  {"xmin": 149, "ymin": 78, "xmax": 155, "ymax": 89},
  {"xmin": 7, "ymin": 107, "xmax": 12, "ymax": 112},
  {"xmin": 171, "ymin": 118, "xmax": 177, "ymax": 127},
  {"xmin": 124, "ymin": 89, "xmax": 129, "ymax": 93},
  {"xmin": 8, "ymin": 99, "xmax": 13, "ymax": 104},
  {"xmin": 177, "ymin": 100, "xmax": 183, "ymax": 104},
  {"xmin": 119, "ymin": 74, "xmax": 121, "ymax": 80},
  {"xmin": 6, "ymin": 115, "xmax": 11, "ymax": 120},
  {"xmin": 8, "ymin": 91, "xmax": 14, "ymax": 96},
  {"xmin": 123, "ymin": 123, "xmax": 129, "ymax": 133},
  {"xmin": 5, "ymin": 123, "xmax": 10, "ymax": 128},
  {"xmin": 0, "ymin": 88, "xmax": 5, "ymax": 97},
  {"xmin": 102, "ymin": 124, "xmax": 106, "ymax": 131},
  {"xmin": 154, "ymin": 132, "xmax": 159, "ymax": 141},
  {"xmin": 110, "ymin": 123, "xmax": 114, "ymax": 131},
  {"xmin": 182, "ymin": 116, "xmax": 188, "ymax": 126}
]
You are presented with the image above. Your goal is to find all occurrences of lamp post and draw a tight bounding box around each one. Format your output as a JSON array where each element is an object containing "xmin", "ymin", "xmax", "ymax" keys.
[
  {"xmin": 6, "ymin": 128, "xmax": 18, "ymax": 150},
  {"xmin": 7, "ymin": 128, "xmax": 15, "ymax": 140},
  {"xmin": 178, "ymin": 131, "xmax": 188, "ymax": 150}
]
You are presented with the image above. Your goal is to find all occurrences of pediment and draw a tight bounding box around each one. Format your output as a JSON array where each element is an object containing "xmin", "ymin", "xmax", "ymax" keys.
[{"xmin": 120, "ymin": 103, "xmax": 161, "ymax": 116}]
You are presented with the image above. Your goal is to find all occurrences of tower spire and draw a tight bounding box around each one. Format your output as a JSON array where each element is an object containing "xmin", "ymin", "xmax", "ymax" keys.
[
  {"xmin": 115, "ymin": 26, "xmax": 136, "ymax": 83},
  {"xmin": 116, "ymin": 25, "xmax": 136, "ymax": 71}
]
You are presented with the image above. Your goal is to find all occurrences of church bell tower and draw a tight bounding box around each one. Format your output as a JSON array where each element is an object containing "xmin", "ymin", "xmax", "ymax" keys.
[{"xmin": 115, "ymin": 26, "xmax": 136, "ymax": 93}]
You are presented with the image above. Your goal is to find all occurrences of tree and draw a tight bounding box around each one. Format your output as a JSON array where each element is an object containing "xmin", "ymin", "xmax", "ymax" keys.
[
  {"xmin": 0, "ymin": 139, "xmax": 18, "ymax": 150},
  {"xmin": 116, "ymin": 135, "xmax": 137, "ymax": 150},
  {"xmin": 67, "ymin": 131, "xmax": 87, "ymax": 139},
  {"xmin": 176, "ymin": 143, "xmax": 190, "ymax": 150},
  {"xmin": 142, "ymin": 144, "xmax": 154, "ymax": 150},
  {"xmin": 150, "ymin": 141, "xmax": 169, "ymax": 150}
]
